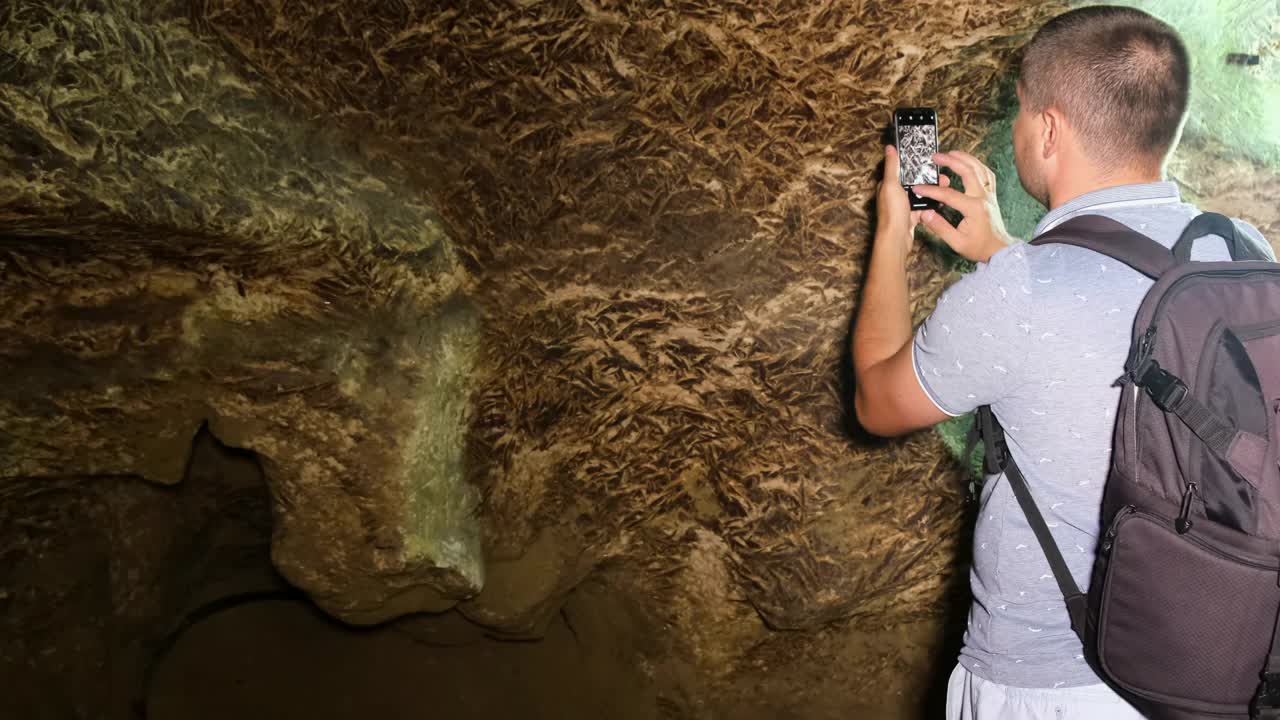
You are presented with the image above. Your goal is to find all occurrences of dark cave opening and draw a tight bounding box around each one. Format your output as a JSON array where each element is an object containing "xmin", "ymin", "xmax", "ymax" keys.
[{"xmin": 0, "ymin": 430, "xmax": 674, "ymax": 720}]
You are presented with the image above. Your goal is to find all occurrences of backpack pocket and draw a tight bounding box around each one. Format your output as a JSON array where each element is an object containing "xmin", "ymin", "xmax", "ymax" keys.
[
  {"xmin": 1234, "ymin": 320, "xmax": 1280, "ymax": 464},
  {"xmin": 1235, "ymin": 319, "xmax": 1280, "ymax": 406},
  {"xmin": 1194, "ymin": 322, "xmax": 1269, "ymax": 532},
  {"xmin": 1096, "ymin": 507, "xmax": 1280, "ymax": 713},
  {"xmin": 1236, "ymin": 321, "xmax": 1280, "ymax": 485}
]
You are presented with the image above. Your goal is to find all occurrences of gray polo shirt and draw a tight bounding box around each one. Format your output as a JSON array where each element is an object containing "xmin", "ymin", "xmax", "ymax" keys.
[{"xmin": 912, "ymin": 181, "xmax": 1274, "ymax": 688}]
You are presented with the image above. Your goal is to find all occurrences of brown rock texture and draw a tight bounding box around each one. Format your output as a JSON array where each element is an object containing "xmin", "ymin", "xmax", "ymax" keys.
[
  {"xmin": 0, "ymin": 0, "xmax": 1129, "ymax": 715},
  {"xmin": 193, "ymin": 0, "xmax": 1061, "ymax": 632},
  {"xmin": 0, "ymin": 0, "xmax": 483, "ymax": 624}
]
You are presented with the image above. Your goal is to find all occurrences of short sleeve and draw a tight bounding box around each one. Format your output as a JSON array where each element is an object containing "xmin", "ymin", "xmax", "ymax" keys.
[
  {"xmin": 1232, "ymin": 218, "xmax": 1276, "ymax": 262},
  {"xmin": 912, "ymin": 245, "xmax": 1034, "ymax": 417}
]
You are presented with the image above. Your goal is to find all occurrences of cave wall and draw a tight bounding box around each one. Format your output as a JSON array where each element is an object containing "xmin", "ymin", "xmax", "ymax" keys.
[
  {"xmin": 0, "ymin": 0, "xmax": 483, "ymax": 624},
  {"xmin": 0, "ymin": 0, "xmax": 1135, "ymax": 716},
  {"xmin": 189, "ymin": 0, "xmax": 1063, "ymax": 635}
]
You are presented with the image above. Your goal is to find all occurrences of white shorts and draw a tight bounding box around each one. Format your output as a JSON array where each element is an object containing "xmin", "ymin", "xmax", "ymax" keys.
[{"xmin": 945, "ymin": 663, "xmax": 1146, "ymax": 720}]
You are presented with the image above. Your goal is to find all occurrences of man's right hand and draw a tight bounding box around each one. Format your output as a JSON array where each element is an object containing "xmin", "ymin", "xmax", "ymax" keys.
[{"xmin": 911, "ymin": 151, "xmax": 1016, "ymax": 264}]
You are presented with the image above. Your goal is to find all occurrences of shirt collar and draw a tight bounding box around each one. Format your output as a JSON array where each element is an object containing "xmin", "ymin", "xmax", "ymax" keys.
[{"xmin": 1033, "ymin": 181, "xmax": 1182, "ymax": 237}]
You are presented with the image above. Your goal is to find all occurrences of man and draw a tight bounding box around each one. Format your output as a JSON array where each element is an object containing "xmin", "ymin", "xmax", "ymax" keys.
[{"xmin": 852, "ymin": 6, "xmax": 1275, "ymax": 719}]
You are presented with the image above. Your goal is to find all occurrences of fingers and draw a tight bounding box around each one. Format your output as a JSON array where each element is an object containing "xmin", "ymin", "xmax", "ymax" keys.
[
  {"xmin": 946, "ymin": 150, "xmax": 996, "ymax": 186},
  {"xmin": 919, "ymin": 207, "xmax": 965, "ymax": 249},
  {"xmin": 884, "ymin": 145, "xmax": 899, "ymax": 185},
  {"xmin": 912, "ymin": 183, "xmax": 977, "ymax": 214},
  {"xmin": 933, "ymin": 151, "xmax": 996, "ymax": 196},
  {"xmin": 941, "ymin": 150, "xmax": 994, "ymax": 188},
  {"xmin": 931, "ymin": 152, "xmax": 984, "ymax": 197}
]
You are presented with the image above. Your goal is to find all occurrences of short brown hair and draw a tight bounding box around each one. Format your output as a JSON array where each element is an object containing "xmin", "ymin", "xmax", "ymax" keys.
[{"xmin": 1019, "ymin": 6, "xmax": 1190, "ymax": 168}]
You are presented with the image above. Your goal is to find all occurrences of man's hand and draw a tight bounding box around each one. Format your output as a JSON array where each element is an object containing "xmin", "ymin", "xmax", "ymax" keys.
[
  {"xmin": 911, "ymin": 150, "xmax": 1015, "ymax": 264},
  {"xmin": 876, "ymin": 145, "xmax": 952, "ymax": 257}
]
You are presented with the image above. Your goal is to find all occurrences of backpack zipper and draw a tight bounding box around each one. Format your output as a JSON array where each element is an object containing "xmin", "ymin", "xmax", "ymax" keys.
[
  {"xmin": 1175, "ymin": 482, "xmax": 1197, "ymax": 534},
  {"xmin": 1146, "ymin": 268, "xmax": 1280, "ymax": 329},
  {"xmin": 1132, "ymin": 383, "xmax": 1141, "ymax": 487},
  {"xmin": 1115, "ymin": 326, "xmax": 1157, "ymax": 387},
  {"xmin": 1122, "ymin": 268, "xmax": 1280, "ymax": 385},
  {"xmin": 1099, "ymin": 505, "xmax": 1136, "ymax": 555},
  {"xmin": 1102, "ymin": 505, "xmax": 1277, "ymax": 571}
]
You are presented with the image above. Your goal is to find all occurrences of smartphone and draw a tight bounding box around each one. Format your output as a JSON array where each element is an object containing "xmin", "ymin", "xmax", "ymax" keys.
[{"xmin": 893, "ymin": 107, "xmax": 939, "ymax": 210}]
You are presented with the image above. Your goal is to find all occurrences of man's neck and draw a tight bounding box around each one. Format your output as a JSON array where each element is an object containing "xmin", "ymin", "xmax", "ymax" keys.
[{"xmin": 1048, "ymin": 167, "xmax": 1163, "ymax": 210}]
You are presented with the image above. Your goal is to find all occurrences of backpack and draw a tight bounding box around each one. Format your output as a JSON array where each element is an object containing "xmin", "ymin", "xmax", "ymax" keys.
[{"xmin": 964, "ymin": 212, "xmax": 1280, "ymax": 719}]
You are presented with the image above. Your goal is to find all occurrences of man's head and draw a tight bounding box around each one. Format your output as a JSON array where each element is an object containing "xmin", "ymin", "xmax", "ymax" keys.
[{"xmin": 1012, "ymin": 6, "xmax": 1190, "ymax": 207}]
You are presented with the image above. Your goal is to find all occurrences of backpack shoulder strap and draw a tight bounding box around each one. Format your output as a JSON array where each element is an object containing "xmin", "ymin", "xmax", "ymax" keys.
[
  {"xmin": 972, "ymin": 406, "xmax": 1089, "ymax": 640},
  {"xmin": 1029, "ymin": 214, "xmax": 1177, "ymax": 281}
]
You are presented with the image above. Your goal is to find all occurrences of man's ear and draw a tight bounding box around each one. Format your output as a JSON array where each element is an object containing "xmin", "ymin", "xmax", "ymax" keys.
[{"xmin": 1041, "ymin": 107, "xmax": 1062, "ymax": 160}]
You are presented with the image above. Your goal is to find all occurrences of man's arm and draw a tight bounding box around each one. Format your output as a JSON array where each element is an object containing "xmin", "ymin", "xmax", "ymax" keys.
[
  {"xmin": 852, "ymin": 232, "xmax": 950, "ymax": 437},
  {"xmin": 853, "ymin": 148, "xmax": 1020, "ymax": 437},
  {"xmin": 853, "ymin": 147, "xmax": 950, "ymax": 437}
]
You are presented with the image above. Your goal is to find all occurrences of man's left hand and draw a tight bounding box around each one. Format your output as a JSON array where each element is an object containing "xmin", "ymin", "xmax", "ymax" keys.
[{"xmin": 876, "ymin": 144, "xmax": 951, "ymax": 257}]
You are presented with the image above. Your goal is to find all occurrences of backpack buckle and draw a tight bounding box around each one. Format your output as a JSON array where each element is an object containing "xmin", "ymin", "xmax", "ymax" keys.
[
  {"xmin": 983, "ymin": 436, "xmax": 1009, "ymax": 475},
  {"xmin": 1137, "ymin": 360, "xmax": 1188, "ymax": 412},
  {"xmin": 1253, "ymin": 672, "xmax": 1280, "ymax": 715},
  {"xmin": 963, "ymin": 409, "xmax": 1008, "ymax": 502}
]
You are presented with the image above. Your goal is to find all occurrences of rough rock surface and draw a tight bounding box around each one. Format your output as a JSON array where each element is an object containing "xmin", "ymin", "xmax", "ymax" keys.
[
  {"xmin": 0, "ymin": 0, "xmax": 482, "ymax": 624},
  {"xmin": 192, "ymin": 0, "xmax": 1062, "ymax": 635},
  {"xmin": 0, "ymin": 0, "xmax": 1096, "ymax": 715},
  {"xmin": 8, "ymin": 0, "xmax": 1280, "ymax": 715}
]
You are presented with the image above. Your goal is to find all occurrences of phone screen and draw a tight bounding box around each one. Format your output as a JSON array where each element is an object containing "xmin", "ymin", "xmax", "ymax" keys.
[{"xmin": 895, "ymin": 108, "xmax": 938, "ymax": 187}]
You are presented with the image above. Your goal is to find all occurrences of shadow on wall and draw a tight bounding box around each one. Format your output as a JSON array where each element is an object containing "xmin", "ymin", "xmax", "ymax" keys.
[{"xmin": 839, "ymin": 123, "xmax": 979, "ymax": 718}]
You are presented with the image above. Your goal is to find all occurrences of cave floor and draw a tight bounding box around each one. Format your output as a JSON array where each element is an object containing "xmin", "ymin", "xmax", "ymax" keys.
[
  {"xmin": 148, "ymin": 595, "xmax": 657, "ymax": 720},
  {"xmin": 145, "ymin": 596, "xmax": 950, "ymax": 720}
]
